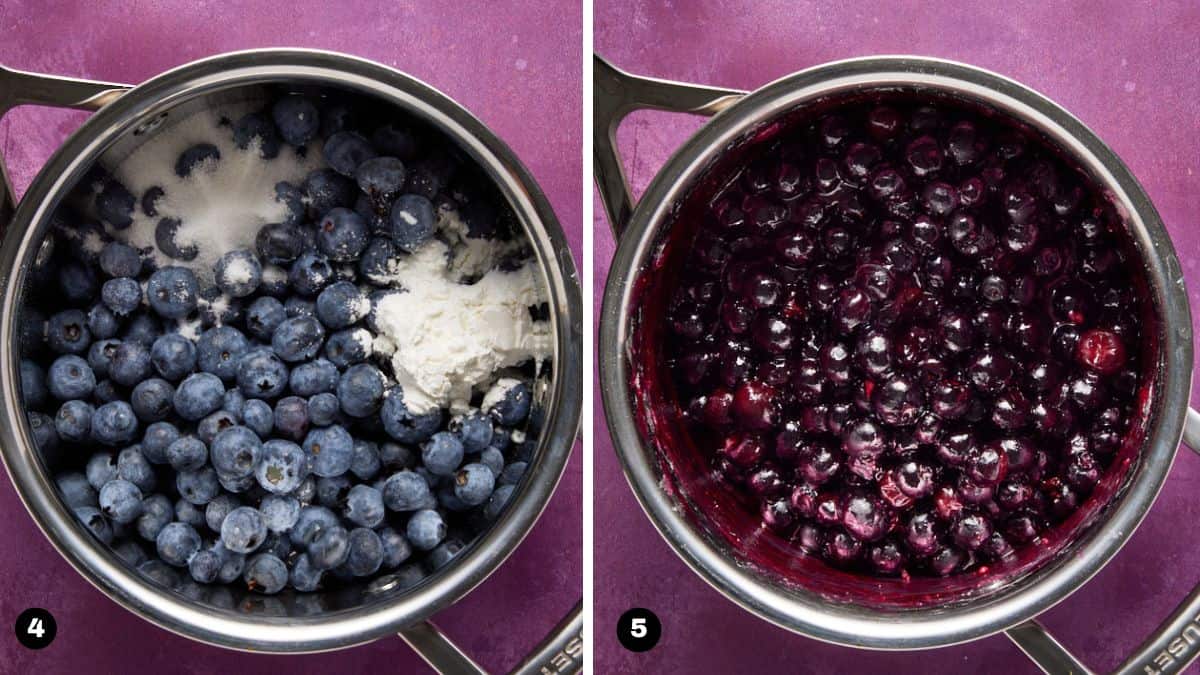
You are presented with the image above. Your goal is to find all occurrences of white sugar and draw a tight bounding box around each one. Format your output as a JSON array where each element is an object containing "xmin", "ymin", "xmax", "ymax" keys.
[{"xmin": 106, "ymin": 106, "xmax": 322, "ymax": 280}]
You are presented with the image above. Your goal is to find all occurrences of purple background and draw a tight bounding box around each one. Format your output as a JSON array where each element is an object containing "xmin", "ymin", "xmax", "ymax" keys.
[
  {"xmin": 0, "ymin": 1, "xmax": 580, "ymax": 673},
  {"xmin": 596, "ymin": 2, "xmax": 1200, "ymax": 673}
]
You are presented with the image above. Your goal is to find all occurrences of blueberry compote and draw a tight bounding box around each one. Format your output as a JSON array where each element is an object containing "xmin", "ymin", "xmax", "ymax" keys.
[{"xmin": 661, "ymin": 96, "xmax": 1146, "ymax": 581}]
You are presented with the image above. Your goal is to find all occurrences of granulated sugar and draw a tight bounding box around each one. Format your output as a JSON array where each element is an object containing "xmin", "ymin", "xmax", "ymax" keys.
[{"xmin": 106, "ymin": 106, "xmax": 320, "ymax": 278}]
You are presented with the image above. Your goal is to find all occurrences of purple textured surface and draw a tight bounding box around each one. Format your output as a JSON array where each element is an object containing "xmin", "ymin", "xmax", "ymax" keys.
[
  {"xmin": 595, "ymin": 2, "xmax": 1200, "ymax": 673},
  {"xmin": 0, "ymin": 1, "xmax": 580, "ymax": 673}
]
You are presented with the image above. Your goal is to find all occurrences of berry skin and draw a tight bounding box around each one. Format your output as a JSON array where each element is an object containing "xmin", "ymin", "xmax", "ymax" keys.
[
  {"xmin": 75, "ymin": 506, "xmax": 113, "ymax": 544},
  {"xmin": 96, "ymin": 181, "xmax": 136, "ymax": 230},
  {"xmin": 156, "ymin": 522, "xmax": 201, "ymax": 567},
  {"xmin": 215, "ymin": 249, "xmax": 263, "ymax": 298},
  {"xmin": 211, "ymin": 426, "xmax": 262, "ymax": 479},
  {"xmin": 356, "ymin": 157, "xmax": 406, "ymax": 203},
  {"xmin": 243, "ymin": 553, "xmax": 288, "ymax": 594},
  {"xmin": 220, "ymin": 506, "xmax": 267, "ymax": 554},
  {"xmin": 260, "ymin": 494, "xmax": 300, "ymax": 533},
  {"xmin": 56, "ymin": 473, "xmax": 97, "ymax": 509},
  {"xmin": 308, "ymin": 525, "xmax": 351, "ymax": 570},
  {"xmin": 151, "ymin": 334, "xmax": 197, "ymax": 381},
  {"xmin": 486, "ymin": 380, "xmax": 532, "ymax": 426},
  {"xmin": 48, "ymin": 355, "xmax": 96, "ymax": 400},
  {"xmin": 337, "ymin": 364, "xmax": 385, "ymax": 418},
  {"xmin": 99, "ymin": 479, "xmax": 143, "ymax": 524},
  {"xmin": 406, "ymin": 509, "xmax": 446, "ymax": 551},
  {"xmin": 273, "ymin": 396, "xmax": 310, "ymax": 441},
  {"xmin": 343, "ymin": 485, "xmax": 386, "ymax": 528},
  {"xmin": 131, "ymin": 378, "xmax": 175, "ymax": 423},
  {"xmin": 308, "ymin": 392, "xmax": 340, "ymax": 427},
  {"xmin": 323, "ymin": 131, "xmax": 377, "ymax": 177},
  {"xmin": 272, "ymin": 95, "xmax": 320, "ymax": 146},
  {"xmin": 101, "ymin": 277, "xmax": 142, "ymax": 315},
  {"xmin": 110, "ymin": 341, "xmax": 153, "ymax": 387},
  {"xmin": 196, "ymin": 326, "xmax": 250, "ymax": 382},
  {"xmin": 381, "ymin": 392, "xmax": 443, "ymax": 444},
  {"xmin": 92, "ymin": 401, "xmax": 138, "ymax": 445},
  {"xmin": 389, "ymin": 194, "xmax": 436, "ymax": 252},
  {"xmin": 271, "ymin": 316, "xmax": 326, "ymax": 362},
  {"xmin": 316, "ymin": 208, "xmax": 369, "ymax": 262},
  {"xmin": 236, "ymin": 348, "xmax": 290, "ymax": 399},
  {"xmin": 166, "ymin": 436, "xmax": 207, "ymax": 472},
  {"xmin": 176, "ymin": 466, "xmax": 221, "ymax": 505},
  {"xmin": 343, "ymin": 527, "xmax": 385, "ymax": 576},
  {"xmin": 422, "ymin": 432, "xmax": 465, "ymax": 477},
  {"xmin": 303, "ymin": 425, "xmax": 355, "ymax": 478},
  {"xmin": 324, "ymin": 328, "xmax": 373, "ymax": 368},
  {"xmin": 243, "ymin": 399, "xmax": 274, "ymax": 438},
  {"xmin": 383, "ymin": 471, "xmax": 435, "ymax": 512},
  {"xmin": 232, "ymin": 112, "xmax": 281, "ymax": 159},
  {"xmin": 47, "ymin": 310, "xmax": 92, "ymax": 355},
  {"xmin": 316, "ymin": 281, "xmax": 369, "ymax": 329},
  {"xmin": 454, "ymin": 463, "xmax": 496, "ymax": 506},
  {"xmin": 146, "ymin": 267, "xmax": 199, "ymax": 319},
  {"xmin": 174, "ymin": 373, "xmax": 225, "ymax": 421},
  {"xmin": 1077, "ymin": 329, "xmax": 1126, "ymax": 374},
  {"xmin": 255, "ymin": 439, "xmax": 308, "ymax": 494}
]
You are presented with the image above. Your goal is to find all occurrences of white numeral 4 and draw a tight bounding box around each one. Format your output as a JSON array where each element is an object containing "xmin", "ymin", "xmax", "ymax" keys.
[{"xmin": 27, "ymin": 617, "xmax": 44, "ymax": 639}]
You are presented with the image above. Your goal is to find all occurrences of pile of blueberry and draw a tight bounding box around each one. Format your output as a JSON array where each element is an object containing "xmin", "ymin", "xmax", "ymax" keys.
[
  {"xmin": 664, "ymin": 96, "xmax": 1143, "ymax": 578},
  {"xmin": 21, "ymin": 92, "xmax": 541, "ymax": 596}
]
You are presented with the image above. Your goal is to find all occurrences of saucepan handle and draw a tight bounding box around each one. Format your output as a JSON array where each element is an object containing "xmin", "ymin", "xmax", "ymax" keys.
[
  {"xmin": 0, "ymin": 64, "xmax": 130, "ymax": 232},
  {"xmin": 592, "ymin": 54, "xmax": 745, "ymax": 236},
  {"xmin": 1006, "ymin": 408, "xmax": 1200, "ymax": 675}
]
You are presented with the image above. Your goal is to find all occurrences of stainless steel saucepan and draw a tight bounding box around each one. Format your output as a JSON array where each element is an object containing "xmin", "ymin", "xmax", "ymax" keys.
[
  {"xmin": 0, "ymin": 48, "xmax": 582, "ymax": 674},
  {"xmin": 596, "ymin": 53, "xmax": 1200, "ymax": 674}
]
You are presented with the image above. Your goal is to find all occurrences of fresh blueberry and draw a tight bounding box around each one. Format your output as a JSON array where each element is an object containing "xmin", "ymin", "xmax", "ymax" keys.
[
  {"xmin": 482, "ymin": 484, "xmax": 515, "ymax": 521},
  {"xmin": 101, "ymin": 277, "xmax": 142, "ymax": 315},
  {"xmin": 30, "ymin": 411, "xmax": 61, "ymax": 451},
  {"xmin": 478, "ymin": 448, "xmax": 505, "ymax": 479},
  {"xmin": 378, "ymin": 526, "xmax": 412, "ymax": 568},
  {"xmin": 245, "ymin": 296, "xmax": 287, "ymax": 341},
  {"xmin": 155, "ymin": 217, "xmax": 198, "ymax": 261},
  {"xmin": 316, "ymin": 281, "xmax": 369, "ymax": 329},
  {"xmin": 205, "ymin": 494, "xmax": 242, "ymax": 533},
  {"xmin": 337, "ymin": 364, "xmax": 384, "ymax": 418},
  {"xmin": 113, "ymin": 540, "xmax": 147, "ymax": 567},
  {"xmin": 316, "ymin": 474, "xmax": 352, "ymax": 509},
  {"xmin": 99, "ymin": 242, "xmax": 142, "ymax": 277},
  {"xmin": 255, "ymin": 439, "xmax": 308, "ymax": 494},
  {"xmin": 486, "ymin": 379, "xmax": 531, "ymax": 426},
  {"xmin": 86, "ymin": 452, "xmax": 119, "ymax": 490},
  {"xmin": 220, "ymin": 506, "xmax": 267, "ymax": 553},
  {"xmin": 175, "ymin": 497, "xmax": 208, "ymax": 528},
  {"xmin": 214, "ymin": 249, "xmax": 262, "ymax": 298},
  {"xmin": 381, "ymin": 391, "xmax": 443, "ymax": 444},
  {"xmin": 115, "ymin": 446, "xmax": 155, "ymax": 493},
  {"xmin": 350, "ymin": 439, "xmax": 381, "ymax": 481},
  {"xmin": 405, "ymin": 509, "xmax": 445, "ymax": 551},
  {"xmin": 122, "ymin": 314, "xmax": 162, "ymax": 347},
  {"xmin": 243, "ymin": 553, "xmax": 287, "ymax": 594},
  {"xmin": 75, "ymin": 506, "xmax": 113, "ymax": 544},
  {"xmin": 150, "ymin": 333, "xmax": 196, "ymax": 381},
  {"xmin": 382, "ymin": 471, "xmax": 434, "ymax": 512},
  {"xmin": 323, "ymin": 328, "xmax": 372, "ymax": 368},
  {"xmin": 389, "ymin": 194, "xmax": 436, "ymax": 252},
  {"xmin": 457, "ymin": 412, "xmax": 493, "ymax": 453},
  {"xmin": 92, "ymin": 379, "xmax": 123, "ymax": 405},
  {"xmin": 288, "ymin": 251, "xmax": 334, "ymax": 297},
  {"xmin": 355, "ymin": 194, "xmax": 390, "ymax": 236},
  {"xmin": 303, "ymin": 169, "xmax": 356, "ymax": 220},
  {"xmin": 175, "ymin": 143, "xmax": 220, "ymax": 177},
  {"xmin": 56, "ymin": 261, "xmax": 98, "ymax": 305},
  {"xmin": 273, "ymin": 396, "xmax": 310, "ymax": 441},
  {"xmin": 343, "ymin": 527, "xmax": 384, "ymax": 576},
  {"xmin": 243, "ymin": 399, "xmax": 274, "ymax": 438},
  {"xmin": 136, "ymin": 493, "xmax": 174, "ymax": 541},
  {"xmin": 176, "ymin": 466, "xmax": 221, "ymax": 505},
  {"xmin": 289, "ymin": 505, "xmax": 339, "ymax": 548},
  {"xmin": 130, "ymin": 377, "xmax": 174, "ymax": 422},
  {"xmin": 308, "ymin": 392, "xmax": 340, "ymax": 426},
  {"xmin": 141, "ymin": 421, "xmax": 180, "ymax": 464},
  {"xmin": 188, "ymin": 547, "xmax": 223, "ymax": 583},
  {"xmin": 156, "ymin": 522, "xmax": 201, "ymax": 567},
  {"xmin": 426, "ymin": 539, "xmax": 465, "ymax": 570},
  {"xmin": 498, "ymin": 461, "xmax": 527, "ymax": 486},
  {"xmin": 166, "ymin": 436, "xmax": 208, "ymax": 472},
  {"xmin": 20, "ymin": 359, "xmax": 47, "ymax": 408},
  {"xmin": 436, "ymin": 484, "xmax": 471, "ymax": 512},
  {"xmin": 260, "ymin": 494, "xmax": 300, "ymax": 533},
  {"xmin": 91, "ymin": 400, "xmax": 138, "ymax": 445},
  {"xmin": 47, "ymin": 309, "xmax": 92, "ymax": 355},
  {"xmin": 236, "ymin": 348, "xmax": 289, "ymax": 399},
  {"xmin": 56, "ymin": 472, "xmax": 97, "ymax": 509},
  {"xmin": 284, "ymin": 296, "xmax": 317, "ymax": 318},
  {"xmin": 99, "ymin": 479, "xmax": 143, "ymax": 524},
  {"xmin": 87, "ymin": 304, "xmax": 119, "ymax": 340},
  {"xmin": 289, "ymin": 554, "xmax": 323, "ymax": 592},
  {"xmin": 255, "ymin": 222, "xmax": 305, "ymax": 265},
  {"xmin": 308, "ymin": 525, "xmax": 350, "ymax": 570},
  {"xmin": 87, "ymin": 339, "xmax": 122, "ymax": 379},
  {"xmin": 222, "ymin": 388, "xmax": 246, "ymax": 420},
  {"xmin": 271, "ymin": 315, "xmax": 325, "ymax": 362},
  {"xmin": 355, "ymin": 156, "xmax": 406, "ymax": 203},
  {"xmin": 422, "ymin": 432, "xmax": 464, "ymax": 477},
  {"xmin": 109, "ymin": 341, "xmax": 153, "ymax": 387},
  {"xmin": 316, "ymin": 208, "xmax": 369, "ymax": 262},
  {"xmin": 274, "ymin": 181, "xmax": 305, "ymax": 226},
  {"xmin": 343, "ymin": 485, "xmax": 385, "ymax": 528},
  {"xmin": 174, "ymin": 372, "xmax": 225, "ymax": 420},
  {"xmin": 303, "ymin": 425, "xmax": 354, "ymax": 477},
  {"xmin": 218, "ymin": 471, "xmax": 256, "ymax": 494},
  {"xmin": 210, "ymin": 426, "xmax": 262, "ymax": 478},
  {"xmin": 48, "ymin": 355, "xmax": 96, "ymax": 400},
  {"xmin": 359, "ymin": 237, "xmax": 398, "ymax": 283},
  {"xmin": 147, "ymin": 267, "xmax": 199, "ymax": 319},
  {"xmin": 323, "ymin": 131, "xmax": 377, "ymax": 176},
  {"xmin": 96, "ymin": 180, "xmax": 135, "ymax": 230},
  {"xmin": 196, "ymin": 326, "xmax": 249, "ymax": 382},
  {"xmin": 233, "ymin": 112, "xmax": 281, "ymax": 159},
  {"xmin": 379, "ymin": 442, "xmax": 415, "ymax": 470},
  {"xmin": 272, "ymin": 95, "xmax": 320, "ymax": 146}
]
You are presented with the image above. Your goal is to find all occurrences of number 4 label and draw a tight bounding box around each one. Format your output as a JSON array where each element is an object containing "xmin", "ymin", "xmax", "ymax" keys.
[{"xmin": 27, "ymin": 617, "xmax": 45, "ymax": 639}]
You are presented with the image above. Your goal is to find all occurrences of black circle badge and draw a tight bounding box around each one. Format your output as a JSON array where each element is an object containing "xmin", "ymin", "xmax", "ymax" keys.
[
  {"xmin": 15, "ymin": 608, "xmax": 56, "ymax": 649},
  {"xmin": 617, "ymin": 607, "xmax": 661, "ymax": 652}
]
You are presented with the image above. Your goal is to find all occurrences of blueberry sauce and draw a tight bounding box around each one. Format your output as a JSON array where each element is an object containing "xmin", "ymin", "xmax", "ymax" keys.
[{"xmin": 636, "ymin": 93, "xmax": 1157, "ymax": 595}]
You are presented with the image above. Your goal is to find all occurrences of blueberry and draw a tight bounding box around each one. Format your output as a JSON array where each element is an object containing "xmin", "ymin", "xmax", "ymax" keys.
[
  {"xmin": 271, "ymin": 315, "xmax": 325, "ymax": 362},
  {"xmin": 337, "ymin": 364, "xmax": 385, "ymax": 418},
  {"xmin": 56, "ymin": 472, "xmax": 97, "ymax": 509},
  {"xmin": 244, "ymin": 297, "xmax": 286, "ymax": 343},
  {"xmin": 426, "ymin": 539, "xmax": 465, "ymax": 570},
  {"xmin": 315, "ymin": 281, "xmax": 369, "ymax": 329},
  {"xmin": 75, "ymin": 506, "xmax": 113, "ymax": 544},
  {"xmin": 30, "ymin": 411, "xmax": 61, "ymax": 451},
  {"xmin": 309, "ymin": 525, "xmax": 350, "ymax": 570},
  {"xmin": 290, "ymin": 505, "xmax": 339, "ymax": 548},
  {"xmin": 303, "ymin": 169, "xmax": 356, "ymax": 220},
  {"xmin": 150, "ymin": 334, "xmax": 196, "ymax": 381},
  {"xmin": 86, "ymin": 452, "xmax": 119, "ymax": 490},
  {"xmin": 482, "ymin": 484, "xmax": 515, "ymax": 521},
  {"xmin": 214, "ymin": 249, "xmax": 263, "ymax": 298},
  {"xmin": 255, "ymin": 222, "xmax": 305, "ymax": 265},
  {"xmin": 137, "ymin": 558, "xmax": 181, "ymax": 588},
  {"xmin": 242, "ymin": 553, "xmax": 287, "ymax": 594},
  {"xmin": 20, "ymin": 359, "xmax": 47, "ymax": 409},
  {"xmin": 343, "ymin": 485, "xmax": 385, "ymax": 528},
  {"xmin": 222, "ymin": 388, "xmax": 246, "ymax": 419},
  {"xmin": 84, "ymin": 305, "xmax": 117, "ymax": 341},
  {"xmin": 303, "ymin": 425, "xmax": 354, "ymax": 478},
  {"xmin": 359, "ymin": 237, "xmax": 398, "ymax": 283},
  {"xmin": 273, "ymin": 396, "xmax": 310, "ymax": 441},
  {"xmin": 166, "ymin": 436, "xmax": 207, "ymax": 472},
  {"xmin": 154, "ymin": 217, "xmax": 198, "ymax": 261},
  {"xmin": 436, "ymin": 485, "xmax": 471, "ymax": 512},
  {"xmin": 316, "ymin": 474, "xmax": 352, "ymax": 509},
  {"xmin": 486, "ymin": 379, "xmax": 531, "ymax": 426},
  {"xmin": 324, "ymin": 328, "xmax": 372, "ymax": 368},
  {"xmin": 307, "ymin": 392, "xmax": 339, "ymax": 427},
  {"xmin": 147, "ymin": 267, "xmax": 199, "ymax": 319},
  {"xmin": 243, "ymin": 399, "xmax": 274, "ymax": 438},
  {"xmin": 96, "ymin": 180, "xmax": 135, "ymax": 229},
  {"xmin": 382, "ymin": 471, "xmax": 434, "ymax": 512},
  {"xmin": 110, "ymin": 341, "xmax": 152, "ymax": 387},
  {"xmin": 220, "ymin": 506, "xmax": 267, "ymax": 554},
  {"xmin": 174, "ymin": 372, "xmax": 224, "ymax": 420},
  {"xmin": 175, "ymin": 497, "xmax": 208, "ymax": 528},
  {"xmin": 194, "ymin": 326, "xmax": 248, "ymax": 383},
  {"xmin": 47, "ymin": 309, "xmax": 92, "ymax": 355},
  {"xmin": 92, "ymin": 379, "xmax": 123, "ymax": 405},
  {"xmin": 379, "ymin": 445, "xmax": 416, "ymax": 473},
  {"xmin": 114, "ymin": 540, "xmax": 148, "ymax": 567},
  {"xmin": 355, "ymin": 156, "xmax": 406, "ymax": 200},
  {"xmin": 284, "ymin": 296, "xmax": 317, "ymax": 318},
  {"xmin": 141, "ymin": 186, "xmax": 164, "ymax": 217},
  {"xmin": 498, "ymin": 460, "xmax": 527, "ymax": 486},
  {"xmin": 235, "ymin": 347, "xmax": 289, "ymax": 400},
  {"xmin": 377, "ymin": 526, "xmax": 412, "ymax": 568},
  {"xmin": 289, "ymin": 554, "xmax": 323, "ymax": 592},
  {"xmin": 478, "ymin": 448, "xmax": 505, "ymax": 479},
  {"xmin": 457, "ymin": 412, "xmax": 494, "ymax": 453},
  {"xmin": 323, "ymin": 131, "xmax": 376, "ymax": 176},
  {"xmin": 141, "ymin": 421, "xmax": 180, "ymax": 464},
  {"xmin": 255, "ymin": 439, "xmax": 307, "ymax": 494},
  {"xmin": 154, "ymin": 521, "xmax": 201, "ymax": 567},
  {"xmin": 343, "ymin": 527, "xmax": 384, "ymax": 576},
  {"xmin": 422, "ymin": 432, "xmax": 464, "ymax": 477},
  {"xmin": 404, "ymin": 158, "xmax": 450, "ymax": 200},
  {"xmin": 115, "ymin": 447, "xmax": 155, "ymax": 492},
  {"xmin": 350, "ymin": 439, "xmax": 381, "ymax": 481},
  {"xmin": 101, "ymin": 277, "xmax": 142, "ymax": 315},
  {"xmin": 288, "ymin": 251, "xmax": 334, "ymax": 297},
  {"xmin": 205, "ymin": 494, "xmax": 242, "ymax": 533},
  {"xmin": 381, "ymin": 392, "xmax": 443, "ymax": 444},
  {"xmin": 188, "ymin": 547, "xmax": 223, "ymax": 583},
  {"xmin": 122, "ymin": 314, "xmax": 162, "ymax": 347},
  {"xmin": 210, "ymin": 426, "xmax": 261, "ymax": 478},
  {"xmin": 86, "ymin": 339, "xmax": 121, "ymax": 379},
  {"xmin": 177, "ymin": 466, "xmax": 221, "ymax": 505},
  {"xmin": 315, "ymin": 208, "xmax": 369, "ymax": 262},
  {"xmin": 99, "ymin": 479, "xmax": 143, "ymax": 524},
  {"xmin": 131, "ymin": 377, "xmax": 174, "ymax": 422},
  {"xmin": 218, "ymin": 471, "xmax": 256, "ymax": 494},
  {"xmin": 137, "ymin": 493, "xmax": 174, "ymax": 541},
  {"xmin": 48, "ymin": 355, "xmax": 96, "ymax": 400},
  {"xmin": 389, "ymin": 194, "xmax": 436, "ymax": 252},
  {"xmin": 260, "ymin": 494, "xmax": 300, "ymax": 533},
  {"xmin": 271, "ymin": 181, "xmax": 305, "ymax": 228},
  {"xmin": 175, "ymin": 143, "xmax": 220, "ymax": 177},
  {"xmin": 272, "ymin": 95, "xmax": 320, "ymax": 146},
  {"xmin": 233, "ymin": 112, "xmax": 281, "ymax": 159},
  {"xmin": 90, "ymin": 400, "xmax": 138, "ymax": 445},
  {"xmin": 99, "ymin": 242, "xmax": 142, "ymax": 277},
  {"xmin": 406, "ymin": 509, "xmax": 445, "ymax": 551}
]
